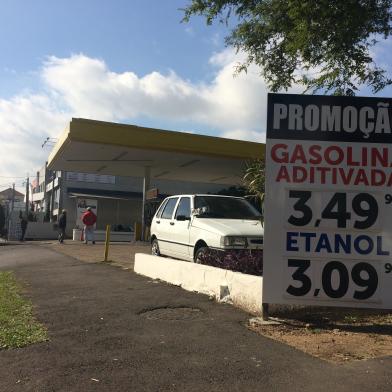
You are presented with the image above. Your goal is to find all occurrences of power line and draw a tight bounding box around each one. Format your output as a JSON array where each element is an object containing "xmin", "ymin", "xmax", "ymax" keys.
[
  {"xmin": 0, "ymin": 175, "xmax": 27, "ymax": 178},
  {"xmin": 41, "ymin": 137, "xmax": 58, "ymax": 148},
  {"xmin": 0, "ymin": 182, "xmax": 25, "ymax": 189}
]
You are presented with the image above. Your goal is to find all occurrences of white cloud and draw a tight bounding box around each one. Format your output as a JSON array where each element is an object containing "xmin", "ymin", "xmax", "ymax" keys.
[
  {"xmin": 41, "ymin": 50, "xmax": 273, "ymax": 132},
  {"xmin": 0, "ymin": 49, "xmax": 301, "ymax": 184},
  {"xmin": 209, "ymin": 48, "xmax": 244, "ymax": 67},
  {"xmin": 0, "ymin": 94, "xmax": 69, "ymax": 184}
]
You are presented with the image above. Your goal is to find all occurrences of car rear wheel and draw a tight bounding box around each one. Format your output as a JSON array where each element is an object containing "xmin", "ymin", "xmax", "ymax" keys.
[
  {"xmin": 151, "ymin": 239, "xmax": 160, "ymax": 256},
  {"xmin": 194, "ymin": 246, "xmax": 209, "ymax": 263}
]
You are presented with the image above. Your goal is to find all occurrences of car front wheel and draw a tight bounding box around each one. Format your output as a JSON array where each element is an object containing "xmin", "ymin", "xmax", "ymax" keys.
[
  {"xmin": 194, "ymin": 246, "xmax": 209, "ymax": 263},
  {"xmin": 151, "ymin": 239, "xmax": 160, "ymax": 256}
]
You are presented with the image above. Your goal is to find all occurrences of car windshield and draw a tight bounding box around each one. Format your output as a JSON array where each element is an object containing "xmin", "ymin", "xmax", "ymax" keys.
[{"xmin": 194, "ymin": 196, "xmax": 261, "ymax": 220}]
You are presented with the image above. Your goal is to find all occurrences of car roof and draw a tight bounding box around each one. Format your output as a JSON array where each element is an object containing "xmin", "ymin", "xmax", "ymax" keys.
[{"xmin": 165, "ymin": 194, "xmax": 244, "ymax": 199}]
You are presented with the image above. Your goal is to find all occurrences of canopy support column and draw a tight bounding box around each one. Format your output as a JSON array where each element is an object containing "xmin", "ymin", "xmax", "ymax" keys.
[{"xmin": 141, "ymin": 166, "xmax": 151, "ymax": 241}]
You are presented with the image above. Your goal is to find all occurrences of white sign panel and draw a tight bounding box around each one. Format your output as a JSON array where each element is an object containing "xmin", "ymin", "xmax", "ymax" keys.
[
  {"xmin": 263, "ymin": 93, "xmax": 392, "ymax": 309},
  {"xmin": 67, "ymin": 172, "xmax": 115, "ymax": 184},
  {"xmin": 76, "ymin": 198, "xmax": 98, "ymax": 229}
]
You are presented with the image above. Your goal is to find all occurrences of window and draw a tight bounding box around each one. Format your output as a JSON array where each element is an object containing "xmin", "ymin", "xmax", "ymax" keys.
[
  {"xmin": 155, "ymin": 199, "xmax": 168, "ymax": 218},
  {"xmin": 54, "ymin": 189, "xmax": 60, "ymax": 209},
  {"xmin": 175, "ymin": 197, "xmax": 191, "ymax": 219},
  {"xmin": 161, "ymin": 198, "xmax": 179, "ymax": 219},
  {"xmin": 66, "ymin": 171, "xmax": 116, "ymax": 184},
  {"xmin": 194, "ymin": 196, "xmax": 261, "ymax": 219}
]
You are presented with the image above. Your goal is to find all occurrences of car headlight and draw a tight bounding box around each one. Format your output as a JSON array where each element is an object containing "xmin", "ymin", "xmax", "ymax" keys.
[{"xmin": 221, "ymin": 236, "xmax": 248, "ymax": 248}]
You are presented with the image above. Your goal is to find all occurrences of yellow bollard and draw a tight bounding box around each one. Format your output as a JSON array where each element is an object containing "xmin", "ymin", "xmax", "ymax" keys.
[
  {"xmin": 144, "ymin": 226, "xmax": 150, "ymax": 242},
  {"xmin": 134, "ymin": 222, "xmax": 142, "ymax": 241},
  {"xmin": 104, "ymin": 224, "xmax": 111, "ymax": 262}
]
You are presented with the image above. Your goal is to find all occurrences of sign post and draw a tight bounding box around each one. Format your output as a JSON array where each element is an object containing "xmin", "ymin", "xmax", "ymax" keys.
[
  {"xmin": 104, "ymin": 224, "xmax": 111, "ymax": 262},
  {"xmin": 263, "ymin": 93, "xmax": 392, "ymax": 309}
]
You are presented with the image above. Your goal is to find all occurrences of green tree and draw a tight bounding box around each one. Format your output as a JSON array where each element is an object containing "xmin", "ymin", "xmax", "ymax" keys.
[
  {"xmin": 183, "ymin": 0, "xmax": 392, "ymax": 95},
  {"xmin": 243, "ymin": 159, "xmax": 265, "ymax": 213}
]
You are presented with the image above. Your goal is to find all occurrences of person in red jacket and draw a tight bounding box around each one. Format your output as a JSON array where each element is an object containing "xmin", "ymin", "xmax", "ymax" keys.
[{"xmin": 82, "ymin": 207, "xmax": 97, "ymax": 244}]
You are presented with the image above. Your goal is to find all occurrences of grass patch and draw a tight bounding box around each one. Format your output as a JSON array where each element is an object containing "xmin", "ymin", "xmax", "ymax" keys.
[{"xmin": 0, "ymin": 271, "xmax": 47, "ymax": 349}]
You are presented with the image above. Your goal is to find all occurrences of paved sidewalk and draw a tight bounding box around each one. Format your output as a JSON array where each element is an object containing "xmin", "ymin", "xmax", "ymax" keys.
[
  {"xmin": 38, "ymin": 240, "xmax": 150, "ymax": 270},
  {"xmin": 0, "ymin": 238, "xmax": 24, "ymax": 246},
  {"xmin": 0, "ymin": 245, "xmax": 391, "ymax": 391}
]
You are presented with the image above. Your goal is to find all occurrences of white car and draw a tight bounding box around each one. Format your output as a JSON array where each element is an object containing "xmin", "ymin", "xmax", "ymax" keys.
[{"xmin": 150, "ymin": 194, "xmax": 264, "ymax": 262}]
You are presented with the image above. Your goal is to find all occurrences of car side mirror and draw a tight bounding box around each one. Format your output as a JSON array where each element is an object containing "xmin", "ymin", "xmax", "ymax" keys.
[
  {"xmin": 192, "ymin": 206, "xmax": 208, "ymax": 216},
  {"xmin": 191, "ymin": 209, "xmax": 200, "ymax": 216},
  {"xmin": 176, "ymin": 215, "xmax": 190, "ymax": 221}
]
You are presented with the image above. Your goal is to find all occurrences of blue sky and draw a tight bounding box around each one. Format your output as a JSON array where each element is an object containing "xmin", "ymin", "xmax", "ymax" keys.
[
  {"xmin": 0, "ymin": 0, "xmax": 225, "ymax": 97},
  {"xmin": 1, "ymin": 0, "xmax": 392, "ymax": 189}
]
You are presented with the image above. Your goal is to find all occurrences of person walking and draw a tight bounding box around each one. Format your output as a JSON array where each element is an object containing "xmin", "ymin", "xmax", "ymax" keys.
[
  {"xmin": 82, "ymin": 207, "xmax": 97, "ymax": 244},
  {"xmin": 20, "ymin": 213, "xmax": 28, "ymax": 242},
  {"xmin": 58, "ymin": 209, "xmax": 67, "ymax": 244}
]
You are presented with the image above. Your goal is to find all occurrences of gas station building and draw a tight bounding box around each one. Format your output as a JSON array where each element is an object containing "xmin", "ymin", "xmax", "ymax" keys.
[{"xmin": 46, "ymin": 118, "xmax": 265, "ymax": 238}]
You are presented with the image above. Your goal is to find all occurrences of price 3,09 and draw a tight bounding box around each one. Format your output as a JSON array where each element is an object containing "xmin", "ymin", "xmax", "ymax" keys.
[{"xmin": 287, "ymin": 259, "xmax": 380, "ymax": 300}]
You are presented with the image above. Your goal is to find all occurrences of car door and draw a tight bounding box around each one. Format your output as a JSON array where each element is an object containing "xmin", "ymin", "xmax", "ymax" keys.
[
  {"xmin": 157, "ymin": 197, "xmax": 179, "ymax": 256},
  {"xmin": 151, "ymin": 198, "xmax": 167, "ymax": 241},
  {"xmin": 170, "ymin": 196, "xmax": 192, "ymax": 260}
]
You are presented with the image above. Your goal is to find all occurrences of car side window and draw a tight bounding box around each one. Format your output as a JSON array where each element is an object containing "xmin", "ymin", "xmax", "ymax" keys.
[
  {"xmin": 155, "ymin": 199, "xmax": 168, "ymax": 219},
  {"xmin": 161, "ymin": 198, "xmax": 179, "ymax": 219},
  {"xmin": 175, "ymin": 197, "xmax": 191, "ymax": 219}
]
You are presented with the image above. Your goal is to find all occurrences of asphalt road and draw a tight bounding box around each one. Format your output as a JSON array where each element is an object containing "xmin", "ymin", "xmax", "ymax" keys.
[{"xmin": 0, "ymin": 244, "xmax": 391, "ymax": 392}]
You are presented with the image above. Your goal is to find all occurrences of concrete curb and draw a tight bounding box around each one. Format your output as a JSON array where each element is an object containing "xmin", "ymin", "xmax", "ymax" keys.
[{"xmin": 134, "ymin": 253, "xmax": 263, "ymax": 315}]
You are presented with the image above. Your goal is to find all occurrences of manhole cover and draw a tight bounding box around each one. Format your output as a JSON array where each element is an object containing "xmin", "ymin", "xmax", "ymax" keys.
[{"xmin": 140, "ymin": 307, "xmax": 202, "ymax": 321}]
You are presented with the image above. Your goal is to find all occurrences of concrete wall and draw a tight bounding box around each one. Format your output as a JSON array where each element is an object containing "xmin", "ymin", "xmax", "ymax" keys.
[
  {"xmin": 25, "ymin": 222, "xmax": 58, "ymax": 240},
  {"xmin": 72, "ymin": 228, "xmax": 133, "ymax": 242},
  {"xmin": 94, "ymin": 198, "xmax": 141, "ymax": 230},
  {"xmin": 134, "ymin": 254, "xmax": 263, "ymax": 315},
  {"xmin": 63, "ymin": 197, "xmax": 142, "ymax": 234}
]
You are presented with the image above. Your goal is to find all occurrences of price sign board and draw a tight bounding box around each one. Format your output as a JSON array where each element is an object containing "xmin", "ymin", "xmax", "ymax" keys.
[{"xmin": 263, "ymin": 93, "xmax": 392, "ymax": 308}]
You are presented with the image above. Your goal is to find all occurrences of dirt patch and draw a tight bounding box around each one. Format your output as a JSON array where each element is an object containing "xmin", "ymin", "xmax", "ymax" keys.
[{"xmin": 249, "ymin": 307, "xmax": 392, "ymax": 363}]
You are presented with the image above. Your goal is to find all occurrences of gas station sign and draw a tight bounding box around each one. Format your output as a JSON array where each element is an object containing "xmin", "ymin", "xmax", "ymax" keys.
[{"xmin": 263, "ymin": 93, "xmax": 392, "ymax": 308}]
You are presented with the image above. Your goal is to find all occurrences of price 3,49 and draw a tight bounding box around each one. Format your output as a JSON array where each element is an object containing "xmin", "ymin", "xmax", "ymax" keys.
[{"xmin": 288, "ymin": 191, "xmax": 378, "ymax": 229}]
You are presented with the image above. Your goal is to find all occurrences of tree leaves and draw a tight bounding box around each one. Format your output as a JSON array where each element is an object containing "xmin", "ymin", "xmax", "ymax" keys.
[
  {"xmin": 183, "ymin": 0, "xmax": 392, "ymax": 95},
  {"xmin": 243, "ymin": 159, "xmax": 265, "ymax": 211}
]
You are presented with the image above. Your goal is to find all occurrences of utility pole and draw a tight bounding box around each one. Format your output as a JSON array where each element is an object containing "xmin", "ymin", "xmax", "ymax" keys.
[
  {"xmin": 7, "ymin": 183, "xmax": 15, "ymax": 240},
  {"xmin": 58, "ymin": 171, "xmax": 64, "ymax": 213},
  {"xmin": 25, "ymin": 176, "xmax": 29, "ymax": 218},
  {"xmin": 141, "ymin": 166, "xmax": 151, "ymax": 241},
  {"xmin": 11, "ymin": 183, "xmax": 15, "ymax": 213},
  {"xmin": 43, "ymin": 162, "xmax": 48, "ymax": 219}
]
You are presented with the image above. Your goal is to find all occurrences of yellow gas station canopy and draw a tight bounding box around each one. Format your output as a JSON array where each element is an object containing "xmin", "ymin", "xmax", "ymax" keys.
[{"xmin": 48, "ymin": 118, "xmax": 265, "ymax": 185}]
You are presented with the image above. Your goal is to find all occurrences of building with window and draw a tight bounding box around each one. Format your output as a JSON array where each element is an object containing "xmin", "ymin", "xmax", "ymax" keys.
[
  {"xmin": 30, "ymin": 166, "xmax": 228, "ymax": 237},
  {"xmin": 42, "ymin": 118, "xmax": 264, "ymax": 239},
  {"xmin": 0, "ymin": 187, "xmax": 24, "ymax": 205}
]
